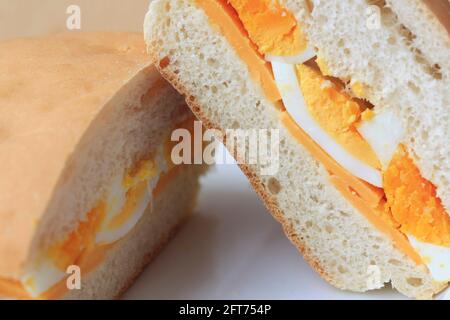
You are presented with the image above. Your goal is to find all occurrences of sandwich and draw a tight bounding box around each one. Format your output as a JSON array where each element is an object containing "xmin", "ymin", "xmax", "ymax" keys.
[
  {"xmin": 144, "ymin": 0, "xmax": 450, "ymax": 298},
  {"xmin": 0, "ymin": 32, "xmax": 206, "ymax": 299}
]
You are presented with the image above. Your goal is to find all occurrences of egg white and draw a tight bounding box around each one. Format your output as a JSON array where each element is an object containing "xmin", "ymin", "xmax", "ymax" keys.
[
  {"xmin": 265, "ymin": 45, "xmax": 316, "ymax": 64},
  {"xmin": 95, "ymin": 145, "xmax": 167, "ymax": 245},
  {"xmin": 271, "ymin": 60, "xmax": 383, "ymax": 187},
  {"xmin": 357, "ymin": 109, "xmax": 404, "ymax": 169},
  {"xmin": 95, "ymin": 175, "xmax": 159, "ymax": 245},
  {"xmin": 21, "ymin": 262, "xmax": 66, "ymax": 298},
  {"xmin": 408, "ymin": 235, "xmax": 450, "ymax": 282}
]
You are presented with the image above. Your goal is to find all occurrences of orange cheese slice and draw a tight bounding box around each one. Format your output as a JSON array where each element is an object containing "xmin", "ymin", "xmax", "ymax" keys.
[
  {"xmin": 196, "ymin": 0, "xmax": 281, "ymax": 102},
  {"xmin": 281, "ymin": 112, "xmax": 384, "ymax": 208},
  {"xmin": 330, "ymin": 175, "xmax": 422, "ymax": 264},
  {"xmin": 282, "ymin": 112, "xmax": 422, "ymax": 264}
]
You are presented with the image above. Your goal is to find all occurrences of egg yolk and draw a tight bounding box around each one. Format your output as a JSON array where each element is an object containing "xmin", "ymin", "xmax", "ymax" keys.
[
  {"xmin": 227, "ymin": 0, "xmax": 307, "ymax": 56},
  {"xmin": 315, "ymin": 57, "xmax": 331, "ymax": 76},
  {"xmin": 296, "ymin": 64, "xmax": 381, "ymax": 169},
  {"xmin": 49, "ymin": 202, "xmax": 106, "ymax": 270},
  {"xmin": 49, "ymin": 159, "xmax": 158, "ymax": 269},
  {"xmin": 384, "ymin": 145, "xmax": 450, "ymax": 247},
  {"xmin": 106, "ymin": 159, "xmax": 158, "ymax": 230},
  {"xmin": 123, "ymin": 159, "xmax": 157, "ymax": 189}
]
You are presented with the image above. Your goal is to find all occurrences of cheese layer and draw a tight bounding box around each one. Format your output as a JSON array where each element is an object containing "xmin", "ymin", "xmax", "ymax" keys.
[
  {"xmin": 281, "ymin": 113, "xmax": 422, "ymax": 264},
  {"xmin": 197, "ymin": 0, "xmax": 280, "ymax": 102},
  {"xmin": 197, "ymin": 0, "xmax": 450, "ymax": 270}
]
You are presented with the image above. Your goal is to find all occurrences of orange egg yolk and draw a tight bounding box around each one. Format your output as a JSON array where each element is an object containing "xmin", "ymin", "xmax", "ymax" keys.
[
  {"xmin": 384, "ymin": 146, "xmax": 450, "ymax": 247},
  {"xmin": 49, "ymin": 202, "xmax": 106, "ymax": 271},
  {"xmin": 227, "ymin": 0, "xmax": 307, "ymax": 56},
  {"xmin": 123, "ymin": 158, "xmax": 157, "ymax": 189},
  {"xmin": 296, "ymin": 64, "xmax": 381, "ymax": 169}
]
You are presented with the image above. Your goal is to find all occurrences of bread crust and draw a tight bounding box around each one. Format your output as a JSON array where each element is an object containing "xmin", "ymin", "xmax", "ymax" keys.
[{"xmin": 422, "ymin": 0, "xmax": 450, "ymax": 34}]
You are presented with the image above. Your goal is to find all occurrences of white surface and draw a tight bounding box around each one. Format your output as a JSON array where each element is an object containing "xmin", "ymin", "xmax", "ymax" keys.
[{"xmin": 124, "ymin": 155, "xmax": 410, "ymax": 300}]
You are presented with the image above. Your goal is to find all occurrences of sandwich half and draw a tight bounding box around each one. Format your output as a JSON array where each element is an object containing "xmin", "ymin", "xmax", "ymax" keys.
[
  {"xmin": 0, "ymin": 32, "xmax": 206, "ymax": 299},
  {"xmin": 145, "ymin": 0, "xmax": 450, "ymax": 298}
]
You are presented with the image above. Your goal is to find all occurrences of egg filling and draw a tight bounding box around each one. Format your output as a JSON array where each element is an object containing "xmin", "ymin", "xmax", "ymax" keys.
[
  {"xmin": 296, "ymin": 64, "xmax": 381, "ymax": 170},
  {"xmin": 227, "ymin": 0, "xmax": 307, "ymax": 56},
  {"xmin": 0, "ymin": 135, "xmax": 183, "ymax": 299},
  {"xmin": 197, "ymin": 0, "xmax": 450, "ymax": 282},
  {"xmin": 384, "ymin": 146, "xmax": 450, "ymax": 248}
]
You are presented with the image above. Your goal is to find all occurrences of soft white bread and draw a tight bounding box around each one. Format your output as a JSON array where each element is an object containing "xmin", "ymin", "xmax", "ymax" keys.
[
  {"xmin": 145, "ymin": 0, "xmax": 448, "ymax": 298},
  {"xmin": 0, "ymin": 32, "xmax": 204, "ymax": 298}
]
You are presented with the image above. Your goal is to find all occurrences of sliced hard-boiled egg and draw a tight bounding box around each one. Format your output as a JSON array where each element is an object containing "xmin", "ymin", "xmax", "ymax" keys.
[
  {"xmin": 265, "ymin": 44, "xmax": 316, "ymax": 64},
  {"xmin": 21, "ymin": 262, "xmax": 66, "ymax": 298},
  {"xmin": 271, "ymin": 60, "xmax": 383, "ymax": 187},
  {"xmin": 99, "ymin": 174, "xmax": 126, "ymax": 229},
  {"xmin": 408, "ymin": 235, "xmax": 450, "ymax": 282},
  {"xmin": 96, "ymin": 156, "xmax": 161, "ymax": 245},
  {"xmin": 21, "ymin": 149, "xmax": 167, "ymax": 298},
  {"xmin": 96, "ymin": 178, "xmax": 151, "ymax": 245},
  {"xmin": 358, "ymin": 109, "xmax": 405, "ymax": 169},
  {"xmin": 228, "ymin": 0, "xmax": 306, "ymax": 56}
]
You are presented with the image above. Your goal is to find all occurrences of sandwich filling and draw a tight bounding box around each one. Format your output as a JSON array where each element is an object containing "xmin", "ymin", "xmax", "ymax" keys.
[
  {"xmin": 196, "ymin": 0, "xmax": 450, "ymax": 282},
  {"xmin": 0, "ymin": 118, "xmax": 194, "ymax": 300}
]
